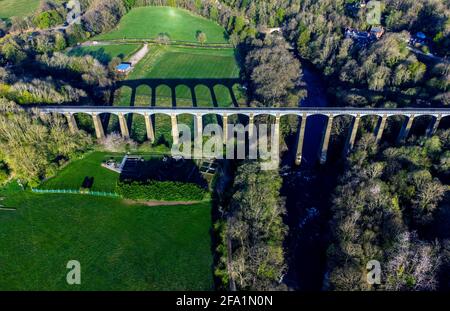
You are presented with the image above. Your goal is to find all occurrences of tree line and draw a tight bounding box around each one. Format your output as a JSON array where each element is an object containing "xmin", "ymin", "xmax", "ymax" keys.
[
  {"xmin": 326, "ymin": 129, "xmax": 450, "ymax": 290},
  {"xmin": 214, "ymin": 161, "xmax": 288, "ymax": 290}
]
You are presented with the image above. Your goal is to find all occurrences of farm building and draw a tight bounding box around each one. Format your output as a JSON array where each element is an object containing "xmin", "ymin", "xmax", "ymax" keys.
[{"xmin": 116, "ymin": 63, "xmax": 132, "ymax": 73}]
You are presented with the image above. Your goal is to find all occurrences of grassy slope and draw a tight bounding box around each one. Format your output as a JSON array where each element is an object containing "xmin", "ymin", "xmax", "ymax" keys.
[
  {"xmin": 67, "ymin": 44, "xmax": 142, "ymax": 64},
  {"xmin": 0, "ymin": 184, "xmax": 213, "ymax": 290},
  {"xmin": 40, "ymin": 152, "xmax": 121, "ymax": 192},
  {"xmin": 95, "ymin": 6, "xmax": 227, "ymax": 43},
  {"xmin": 0, "ymin": 0, "xmax": 40, "ymax": 19}
]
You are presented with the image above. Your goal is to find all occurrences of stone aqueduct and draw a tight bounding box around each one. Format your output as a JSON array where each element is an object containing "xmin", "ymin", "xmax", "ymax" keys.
[{"xmin": 38, "ymin": 105, "xmax": 450, "ymax": 165}]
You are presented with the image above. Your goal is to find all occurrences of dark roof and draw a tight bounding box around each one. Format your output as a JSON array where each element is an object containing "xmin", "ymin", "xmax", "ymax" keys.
[{"xmin": 370, "ymin": 26, "xmax": 384, "ymax": 33}]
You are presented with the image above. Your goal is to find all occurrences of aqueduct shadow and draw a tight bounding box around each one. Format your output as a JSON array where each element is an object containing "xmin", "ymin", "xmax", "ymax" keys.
[
  {"xmin": 109, "ymin": 78, "xmax": 241, "ymax": 108},
  {"xmin": 108, "ymin": 78, "xmax": 242, "ymax": 141}
]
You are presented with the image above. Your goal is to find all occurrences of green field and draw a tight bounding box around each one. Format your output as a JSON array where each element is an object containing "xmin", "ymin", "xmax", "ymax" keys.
[
  {"xmin": 0, "ymin": 183, "xmax": 213, "ymax": 290},
  {"xmin": 67, "ymin": 44, "xmax": 142, "ymax": 64},
  {"xmin": 95, "ymin": 6, "xmax": 228, "ymax": 43},
  {"xmin": 0, "ymin": 0, "xmax": 40, "ymax": 20},
  {"xmin": 123, "ymin": 46, "xmax": 241, "ymax": 106}
]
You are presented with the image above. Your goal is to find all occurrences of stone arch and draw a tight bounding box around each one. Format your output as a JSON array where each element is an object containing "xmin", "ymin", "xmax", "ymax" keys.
[
  {"xmin": 359, "ymin": 114, "xmax": 380, "ymax": 138},
  {"xmin": 224, "ymin": 113, "xmax": 251, "ymax": 159},
  {"xmin": 99, "ymin": 112, "xmax": 120, "ymax": 136},
  {"xmin": 325, "ymin": 114, "xmax": 353, "ymax": 161},
  {"xmin": 410, "ymin": 114, "xmax": 434, "ymax": 137},
  {"xmin": 279, "ymin": 113, "xmax": 301, "ymax": 138},
  {"xmin": 177, "ymin": 112, "xmax": 195, "ymax": 143},
  {"xmin": 384, "ymin": 114, "xmax": 409, "ymax": 144},
  {"xmin": 439, "ymin": 114, "xmax": 450, "ymax": 131},
  {"xmin": 152, "ymin": 112, "xmax": 173, "ymax": 146},
  {"xmin": 330, "ymin": 112, "xmax": 357, "ymax": 118},
  {"xmin": 124, "ymin": 112, "xmax": 147, "ymax": 143},
  {"xmin": 72, "ymin": 112, "xmax": 95, "ymax": 136},
  {"xmin": 308, "ymin": 112, "xmax": 332, "ymax": 118},
  {"xmin": 134, "ymin": 84, "xmax": 152, "ymax": 107}
]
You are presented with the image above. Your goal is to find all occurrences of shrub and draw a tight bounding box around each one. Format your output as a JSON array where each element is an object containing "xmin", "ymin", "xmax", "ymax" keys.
[
  {"xmin": 0, "ymin": 161, "xmax": 9, "ymax": 184},
  {"xmin": 116, "ymin": 180, "xmax": 207, "ymax": 201}
]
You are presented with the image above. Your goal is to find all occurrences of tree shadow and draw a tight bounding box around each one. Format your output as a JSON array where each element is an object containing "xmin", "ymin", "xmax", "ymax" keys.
[{"xmin": 81, "ymin": 176, "xmax": 94, "ymax": 189}]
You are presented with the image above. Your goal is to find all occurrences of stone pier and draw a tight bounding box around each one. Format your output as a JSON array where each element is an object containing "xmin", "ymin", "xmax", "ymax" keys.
[
  {"xmin": 272, "ymin": 114, "xmax": 281, "ymax": 164},
  {"xmin": 397, "ymin": 115, "xmax": 415, "ymax": 143},
  {"xmin": 92, "ymin": 113, "xmax": 105, "ymax": 139},
  {"xmin": 248, "ymin": 113, "xmax": 255, "ymax": 140},
  {"xmin": 343, "ymin": 114, "xmax": 360, "ymax": 155},
  {"xmin": 65, "ymin": 113, "xmax": 78, "ymax": 134},
  {"xmin": 144, "ymin": 113, "xmax": 155, "ymax": 143},
  {"xmin": 223, "ymin": 113, "xmax": 228, "ymax": 144},
  {"xmin": 426, "ymin": 114, "xmax": 441, "ymax": 137},
  {"xmin": 118, "ymin": 113, "xmax": 129, "ymax": 138},
  {"xmin": 171, "ymin": 114, "xmax": 179, "ymax": 145},
  {"xmin": 194, "ymin": 114, "xmax": 203, "ymax": 158},
  {"xmin": 375, "ymin": 114, "xmax": 388, "ymax": 143}
]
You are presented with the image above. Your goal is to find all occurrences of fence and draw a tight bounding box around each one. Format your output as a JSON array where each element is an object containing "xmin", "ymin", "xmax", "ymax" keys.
[{"xmin": 31, "ymin": 188, "xmax": 120, "ymax": 198}]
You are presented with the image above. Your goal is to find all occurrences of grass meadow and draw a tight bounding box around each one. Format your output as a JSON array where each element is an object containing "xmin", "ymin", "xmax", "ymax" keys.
[{"xmin": 39, "ymin": 152, "xmax": 122, "ymax": 192}]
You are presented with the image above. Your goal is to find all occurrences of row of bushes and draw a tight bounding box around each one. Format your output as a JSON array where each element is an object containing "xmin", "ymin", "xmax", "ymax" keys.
[{"xmin": 116, "ymin": 180, "xmax": 207, "ymax": 201}]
